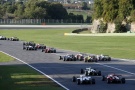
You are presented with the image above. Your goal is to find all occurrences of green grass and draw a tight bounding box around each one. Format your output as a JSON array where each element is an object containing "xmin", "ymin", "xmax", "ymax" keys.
[
  {"xmin": 0, "ymin": 52, "xmax": 64, "ymax": 90},
  {"xmin": 0, "ymin": 29, "xmax": 135, "ymax": 60},
  {"xmin": 0, "ymin": 52, "xmax": 15, "ymax": 62}
]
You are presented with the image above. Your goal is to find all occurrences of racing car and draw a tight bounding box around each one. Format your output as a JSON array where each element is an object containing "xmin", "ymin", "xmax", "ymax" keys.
[
  {"xmin": 8, "ymin": 37, "xmax": 19, "ymax": 41},
  {"xmin": 23, "ymin": 45, "xmax": 37, "ymax": 50},
  {"xmin": 81, "ymin": 67, "xmax": 101, "ymax": 76},
  {"xmin": 72, "ymin": 74, "xmax": 95, "ymax": 85},
  {"xmin": 35, "ymin": 44, "xmax": 46, "ymax": 49},
  {"xmin": 42, "ymin": 48, "xmax": 56, "ymax": 53},
  {"xmin": 75, "ymin": 53, "xmax": 84, "ymax": 61},
  {"xmin": 102, "ymin": 73, "xmax": 125, "ymax": 84},
  {"xmin": 59, "ymin": 54, "xmax": 76, "ymax": 61},
  {"xmin": 23, "ymin": 41, "xmax": 36, "ymax": 46},
  {"xmin": 84, "ymin": 55, "xmax": 98, "ymax": 62},
  {"xmin": 97, "ymin": 54, "xmax": 111, "ymax": 61},
  {"xmin": 0, "ymin": 35, "xmax": 7, "ymax": 40}
]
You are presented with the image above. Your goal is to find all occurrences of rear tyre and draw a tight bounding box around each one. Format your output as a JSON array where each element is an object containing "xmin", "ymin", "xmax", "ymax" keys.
[
  {"xmin": 92, "ymin": 79, "xmax": 95, "ymax": 84},
  {"xmin": 107, "ymin": 79, "xmax": 110, "ymax": 84},
  {"xmin": 72, "ymin": 76, "xmax": 76, "ymax": 82},
  {"xmin": 85, "ymin": 71, "xmax": 88, "ymax": 76},
  {"xmin": 121, "ymin": 78, "xmax": 125, "ymax": 84},
  {"xmin": 102, "ymin": 76, "xmax": 106, "ymax": 81},
  {"xmin": 98, "ymin": 71, "xmax": 101, "ymax": 76},
  {"xmin": 81, "ymin": 69, "xmax": 84, "ymax": 74},
  {"xmin": 77, "ymin": 79, "xmax": 80, "ymax": 85}
]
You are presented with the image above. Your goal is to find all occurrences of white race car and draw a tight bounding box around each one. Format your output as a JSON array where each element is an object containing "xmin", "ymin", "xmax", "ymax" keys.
[
  {"xmin": 81, "ymin": 67, "xmax": 101, "ymax": 76},
  {"xmin": 72, "ymin": 74, "xmax": 95, "ymax": 85}
]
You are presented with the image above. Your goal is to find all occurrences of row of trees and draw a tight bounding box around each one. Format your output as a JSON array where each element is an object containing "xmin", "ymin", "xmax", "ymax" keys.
[
  {"xmin": 93, "ymin": 0, "xmax": 135, "ymax": 22},
  {"xmin": 0, "ymin": 0, "xmax": 92, "ymax": 23},
  {"xmin": 93, "ymin": 0, "xmax": 135, "ymax": 32}
]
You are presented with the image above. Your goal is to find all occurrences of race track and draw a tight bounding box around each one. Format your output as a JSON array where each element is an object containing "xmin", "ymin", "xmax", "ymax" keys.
[{"xmin": 0, "ymin": 40, "xmax": 135, "ymax": 90}]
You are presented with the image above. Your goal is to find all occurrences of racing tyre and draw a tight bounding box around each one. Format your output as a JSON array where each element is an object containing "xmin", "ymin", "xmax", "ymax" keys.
[
  {"xmin": 85, "ymin": 71, "xmax": 88, "ymax": 76},
  {"xmin": 80, "ymin": 69, "xmax": 84, "ymax": 74},
  {"xmin": 98, "ymin": 71, "xmax": 101, "ymax": 76},
  {"xmin": 77, "ymin": 79, "xmax": 80, "ymax": 85},
  {"xmin": 121, "ymin": 78, "xmax": 125, "ymax": 84},
  {"xmin": 107, "ymin": 79, "xmax": 111, "ymax": 84},
  {"xmin": 72, "ymin": 76, "xmax": 76, "ymax": 82},
  {"xmin": 102, "ymin": 76, "xmax": 106, "ymax": 81},
  {"xmin": 92, "ymin": 79, "xmax": 95, "ymax": 84}
]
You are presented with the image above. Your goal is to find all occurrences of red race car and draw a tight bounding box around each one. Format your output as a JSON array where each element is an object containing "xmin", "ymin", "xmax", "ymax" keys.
[
  {"xmin": 102, "ymin": 73, "xmax": 125, "ymax": 84},
  {"xmin": 42, "ymin": 48, "xmax": 56, "ymax": 53}
]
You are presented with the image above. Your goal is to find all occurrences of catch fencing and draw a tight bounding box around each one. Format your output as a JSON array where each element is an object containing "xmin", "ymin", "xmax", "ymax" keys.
[{"xmin": 0, "ymin": 19, "xmax": 90, "ymax": 25}]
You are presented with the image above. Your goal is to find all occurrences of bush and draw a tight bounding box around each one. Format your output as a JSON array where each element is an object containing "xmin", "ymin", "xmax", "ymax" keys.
[
  {"xmin": 114, "ymin": 20, "xmax": 127, "ymax": 33},
  {"xmin": 98, "ymin": 21, "xmax": 107, "ymax": 33}
]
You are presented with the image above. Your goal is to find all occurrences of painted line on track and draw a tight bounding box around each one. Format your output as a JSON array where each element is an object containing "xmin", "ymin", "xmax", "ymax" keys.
[
  {"xmin": 0, "ymin": 51, "xmax": 69, "ymax": 90},
  {"xmin": 96, "ymin": 63, "xmax": 135, "ymax": 75}
]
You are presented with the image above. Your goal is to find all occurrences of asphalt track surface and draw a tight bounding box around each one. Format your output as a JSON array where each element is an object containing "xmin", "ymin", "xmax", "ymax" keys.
[{"xmin": 0, "ymin": 40, "xmax": 135, "ymax": 90}]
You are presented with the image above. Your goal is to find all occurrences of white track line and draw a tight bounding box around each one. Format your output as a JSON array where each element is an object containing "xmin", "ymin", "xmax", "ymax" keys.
[
  {"xmin": 0, "ymin": 51, "xmax": 69, "ymax": 90},
  {"xmin": 96, "ymin": 63, "xmax": 135, "ymax": 75}
]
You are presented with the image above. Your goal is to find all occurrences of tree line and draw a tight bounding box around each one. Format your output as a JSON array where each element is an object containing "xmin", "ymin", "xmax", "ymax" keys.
[
  {"xmin": 0, "ymin": 0, "xmax": 92, "ymax": 23},
  {"xmin": 93, "ymin": 0, "xmax": 135, "ymax": 22},
  {"xmin": 93, "ymin": 0, "xmax": 135, "ymax": 32}
]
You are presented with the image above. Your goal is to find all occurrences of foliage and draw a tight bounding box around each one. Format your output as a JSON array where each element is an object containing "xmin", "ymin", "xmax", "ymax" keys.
[
  {"xmin": 85, "ymin": 16, "xmax": 92, "ymax": 23},
  {"xmin": 82, "ymin": 2, "xmax": 90, "ymax": 10},
  {"xmin": 93, "ymin": 0, "xmax": 103, "ymax": 19},
  {"xmin": 98, "ymin": 21, "xmax": 107, "ymax": 33},
  {"xmin": 114, "ymin": 19, "xmax": 127, "ymax": 33},
  {"xmin": 94, "ymin": 0, "xmax": 135, "ymax": 23}
]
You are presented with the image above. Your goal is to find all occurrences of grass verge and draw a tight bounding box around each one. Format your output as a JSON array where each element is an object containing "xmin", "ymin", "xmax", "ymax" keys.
[
  {"xmin": 0, "ymin": 52, "xmax": 64, "ymax": 90},
  {"xmin": 0, "ymin": 29, "xmax": 135, "ymax": 60}
]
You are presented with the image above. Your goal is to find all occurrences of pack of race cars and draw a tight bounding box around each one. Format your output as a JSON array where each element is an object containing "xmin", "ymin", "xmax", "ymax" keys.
[
  {"xmin": 1, "ymin": 35, "xmax": 126, "ymax": 86},
  {"xmin": 59, "ymin": 53, "xmax": 111, "ymax": 62}
]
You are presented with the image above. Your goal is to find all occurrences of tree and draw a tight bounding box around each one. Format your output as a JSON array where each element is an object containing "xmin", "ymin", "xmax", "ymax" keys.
[
  {"xmin": 82, "ymin": 2, "xmax": 89, "ymax": 10},
  {"xmin": 93, "ymin": 0, "xmax": 103, "ymax": 19},
  {"xmin": 118, "ymin": 0, "xmax": 133, "ymax": 21},
  {"xmin": 47, "ymin": 3, "xmax": 68, "ymax": 19},
  {"xmin": 102, "ymin": 0, "xmax": 119, "ymax": 22}
]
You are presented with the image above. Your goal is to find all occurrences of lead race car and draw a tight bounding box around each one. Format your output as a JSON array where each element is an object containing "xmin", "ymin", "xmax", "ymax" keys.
[
  {"xmin": 102, "ymin": 73, "xmax": 125, "ymax": 84},
  {"xmin": 0, "ymin": 35, "xmax": 7, "ymax": 40},
  {"xmin": 81, "ymin": 67, "xmax": 101, "ymax": 76},
  {"xmin": 72, "ymin": 74, "xmax": 95, "ymax": 85}
]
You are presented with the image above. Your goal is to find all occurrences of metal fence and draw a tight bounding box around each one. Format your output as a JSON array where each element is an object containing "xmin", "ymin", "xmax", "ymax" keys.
[{"xmin": 0, "ymin": 19, "xmax": 90, "ymax": 25}]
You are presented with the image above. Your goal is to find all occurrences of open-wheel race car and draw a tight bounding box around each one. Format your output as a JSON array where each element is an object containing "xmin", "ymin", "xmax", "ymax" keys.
[
  {"xmin": 0, "ymin": 35, "xmax": 7, "ymax": 40},
  {"xmin": 72, "ymin": 74, "xmax": 95, "ymax": 85},
  {"xmin": 102, "ymin": 73, "xmax": 125, "ymax": 84},
  {"xmin": 35, "ymin": 44, "xmax": 46, "ymax": 49},
  {"xmin": 97, "ymin": 54, "xmax": 111, "ymax": 61},
  {"xmin": 8, "ymin": 37, "xmax": 19, "ymax": 41},
  {"xmin": 23, "ymin": 41, "xmax": 36, "ymax": 46},
  {"xmin": 59, "ymin": 54, "xmax": 76, "ymax": 61},
  {"xmin": 81, "ymin": 67, "xmax": 101, "ymax": 76},
  {"xmin": 75, "ymin": 53, "xmax": 85, "ymax": 61},
  {"xmin": 84, "ymin": 55, "xmax": 98, "ymax": 62},
  {"xmin": 23, "ymin": 45, "xmax": 37, "ymax": 50},
  {"xmin": 42, "ymin": 48, "xmax": 56, "ymax": 53}
]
